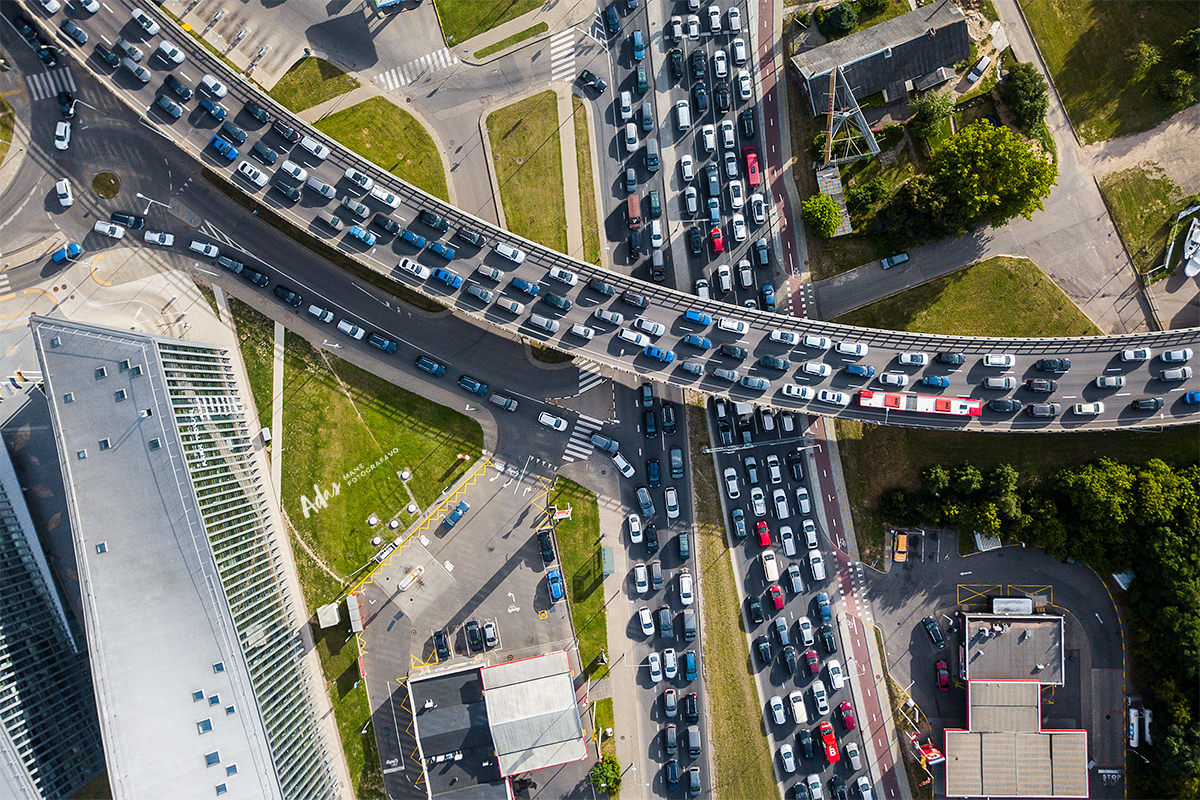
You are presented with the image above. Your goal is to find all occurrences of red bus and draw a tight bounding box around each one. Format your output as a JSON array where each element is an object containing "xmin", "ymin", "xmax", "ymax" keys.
[{"xmin": 744, "ymin": 147, "xmax": 760, "ymax": 187}]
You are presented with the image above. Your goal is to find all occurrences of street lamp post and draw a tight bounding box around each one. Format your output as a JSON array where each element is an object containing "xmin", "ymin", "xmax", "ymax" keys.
[{"xmin": 136, "ymin": 192, "xmax": 173, "ymax": 215}]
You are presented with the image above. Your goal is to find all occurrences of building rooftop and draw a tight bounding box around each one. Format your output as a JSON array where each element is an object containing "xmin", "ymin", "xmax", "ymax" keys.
[
  {"xmin": 965, "ymin": 614, "xmax": 1064, "ymax": 686},
  {"xmin": 410, "ymin": 669, "xmax": 507, "ymax": 799}
]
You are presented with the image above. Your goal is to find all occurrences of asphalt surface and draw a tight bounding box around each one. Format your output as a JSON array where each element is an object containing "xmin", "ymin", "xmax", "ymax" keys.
[{"xmin": 12, "ymin": 0, "xmax": 1197, "ymax": 434}]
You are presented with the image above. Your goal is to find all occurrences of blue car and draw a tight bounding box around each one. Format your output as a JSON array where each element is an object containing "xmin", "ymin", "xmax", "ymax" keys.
[
  {"xmin": 444, "ymin": 500, "xmax": 470, "ymax": 528},
  {"xmin": 209, "ymin": 136, "xmax": 238, "ymax": 160},
  {"xmin": 432, "ymin": 268, "xmax": 463, "ymax": 289},
  {"xmin": 429, "ymin": 241, "xmax": 456, "ymax": 260},
  {"xmin": 458, "ymin": 375, "xmax": 488, "ymax": 395},
  {"xmin": 51, "ymin": 243, "xmax": 82, "ymax": 263},
  {"xmin": 511, "ymin": 277, "xmax": 539, "ymax": 297},
  {"xmin": 605, "ymin": 3, "xmax": 619, "ymax": 32},
  {"xmin": 683, "ymin": 334, "xmax": 711, "ymax": 350},
  {"xmin": 632, "ymin": 29, "xmax": 645, "ymax": 60},
  {"xmin": 644, "ymin": 345, "xmax": 675, "ymax": 364},
  {"xmin": 547, "ymin": 568, "xmax": 565, "ymax": 602},
  {"xmin": 347, "ymin": 225, "xmax": 377, "ymax": 246},
  {"xmin": 922, "ymin": 375, "xmax": 950, "ymax": 388},
  {"xmin": 1184, "ymin": 391, "xmax": 1200, "ymax": 404},
  {"xmin": 400, "ymin": 229, "xmax": 427, "ymax": 248},
  {"xmin": 816, "ymin": 592, "xmax": 832, "ymax": 624},
  {"xmin": 760, "ymin": 283, "xmax": 776, "ymax": 311},
  {"xmin": 683, "ymin": 309, "xmax": 712, "ymax": 325}
]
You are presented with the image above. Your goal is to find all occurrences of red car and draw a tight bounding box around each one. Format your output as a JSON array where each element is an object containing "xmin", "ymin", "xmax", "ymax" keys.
[
  {"xmin": 805, "ymin": 648, "xmax": 820, "ymax": 675},
  {"xmin": 936, "ymin": 660, "xmax": 950, "ymax": 691},
  {"xmin": 819, "ymin": 720, "xmax": 840, "ymax": 764},
  {"xmin": 756, "ymin": 520, "xmax": 770, "ymax": 546},
  {"xmin": 710, "ymin": 226, "xmax": 724, "ymax": 254},
  {"xmin": 839, "ymin": 701, "xmax": 856, "ymax": 731},
  {"xmin": 768, "ymin": 584, "xmax": 784, "ymax": 610}
]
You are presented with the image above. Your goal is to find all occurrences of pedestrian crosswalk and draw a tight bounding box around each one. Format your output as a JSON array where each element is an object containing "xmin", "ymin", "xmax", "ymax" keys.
[
  {"xmin": 578, "ymin": 361, "xmax": 604, "ymax": 394},
  {"xmin": 549, "ymin": 29, "xmax": 575, "ymax": 83},
  {"xmin": 373, "ymin": 48, "xmax": 460, "ymax": 91},
  {"xmin": 561, "ymin": 414, "xmax": 603, "ymax": 462},
  {"xmin": 0, "ymin": 272, "xmax": 10, "ymax": 294},
  {"xmin": 26, "ymin": 67, "xmax": 76, "ymax": 102}
]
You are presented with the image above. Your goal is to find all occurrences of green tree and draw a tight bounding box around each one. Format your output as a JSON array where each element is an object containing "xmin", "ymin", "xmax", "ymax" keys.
[
  {"xmin": 966, "ymin": 502, "xmax": 1002, "ymax": 538},
  {"xmin": 802, "ymin": 193, "xmax": 841, "ymax": 238},
  {"xmin": 1158, "ymin": 69, "xmax": 1198, "ymax": 104},
  {"xmin": 883, "ymin": 174, "xmax": 959, "ymax": 241},
  {"xmin": 1127, "ymin": 41, "xmax": 1162, "ymax": 81},
  {"xmin": 880, "ymin": 487, "xmax": 920, "ymax": 524},
  {"xmin": 589, "ymin": 754, "xmax": 622, "ymax": 795},
  {"xmin": 908, "ymin": 90, "xmax": 953, "ymax": 140},
  {"xmin": 1000, "ymin": 62, "xmax": 1049, "ymax": 129},
  {"xmin": 825, "ymin": 2, "xmax": 857, "ymax": 35},
  {"xmin": 922, "ymin": 465, "xmax": 951, "ymax": 495},
  {"xmin": 930, "ymin": 121, "xmax": 1057, "ymax": 226},
  {"xmin": 986, "ymin": 464, "xmax": 1019, "ymax": 496},
  {"xmin": 1018, "ymin": 496, "xmax": 1067, "ymax": 556},
  {"xmin": 952, "ymin": 464, "xmax": 983, "ymax": 497},
  {"xmin": 1175, "ymin": 28, "xmax": 1200, "ymax": 62}
]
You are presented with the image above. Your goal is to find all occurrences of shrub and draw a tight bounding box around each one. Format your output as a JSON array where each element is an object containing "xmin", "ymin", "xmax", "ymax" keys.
[
  {"xmin": 588, "ymin": 755, "xmax": 622, "ymax": 794},
  {"xmin": 1127, "ymin": 42, "xmax": 1161, "ymax": 82},
  {"xmin": 1001, "ymin": 62, "xmax": 1049, "ymax": 130},
  {"xmin": 860, "ymin": 0, "xmax": 886, "ymax": 13},
  {"xmin": 1157, "ymin": 69, "xmax": 1197, "ymax": 104},
  {"xmin": 811, "ymin": 132, "xmax": 828, "ymax": 161},
  {"xmin": 825, "ymin": 2, "xmax": 857, "ymax": 36},
  {"xmin": 803, "ymin": 193, "xmax": 842, "ymax": 238},
  {"xmin": 908, "ymin": 91, "xmax": 953, "ymax": 140},
  {"xmin": 846, "ymin": 178, "xmax": 887, "ymax": 214}
]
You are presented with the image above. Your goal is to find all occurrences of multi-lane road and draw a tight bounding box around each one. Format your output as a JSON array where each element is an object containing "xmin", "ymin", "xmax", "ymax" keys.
[{"xmin": 9, "ymin": 0, "xmax": 1198, "ymax": 434}]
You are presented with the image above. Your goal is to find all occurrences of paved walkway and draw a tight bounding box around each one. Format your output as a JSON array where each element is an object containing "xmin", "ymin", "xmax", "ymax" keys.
[
  {"xmin": 557, "ymin": 87, "xmax": 585, "ymax": 261},
  {"xmin": 271, "ymin": 320, "xmax": 285, "ymax": 503},
  {"xmin": 454, "ymin": 0, "xmax": 591, "ymax": 65}
]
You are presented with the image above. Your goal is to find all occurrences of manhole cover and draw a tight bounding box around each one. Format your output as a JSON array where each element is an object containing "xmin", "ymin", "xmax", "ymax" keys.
[
  {"xmin": 92, "ymin": 171, "xmax": 120, "ymax": 199},
  {"xmin": 506, "ymin": 654, "xmax": 513, "ymax": 661},
  {"xmin": 411, "ymin": 629, "xmax": 417, "ymax": 636}
]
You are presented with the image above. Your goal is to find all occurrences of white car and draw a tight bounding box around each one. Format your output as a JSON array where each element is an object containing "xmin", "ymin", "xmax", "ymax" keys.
[
  {"xmin": 664, "ymin": 649, "xmax": 678, "ymax": 680},
  {"xmin": 55, "ymin": 178, "xmax": 73, "ymax": 207},
  {"xmin": 719, "ymin": 119, "xmax": 736, "ymax": 149},
  {"xmin": 771, "ymin": 330, "xmax": 799, "ymax": 346},
  {"xmin": 639, "ymin": 607, "xmax": 654, "ymax": 636},
  {"xmin": 798, "ymin": 616, "xmax": 815, "ymax": 646},
  {"xmin": 336, "ymin": 319, "xmax": 366, "ymax": 339},
  {"xmin": 737, "ymin": 259, "xmax": 753, "ymax": 289},
  {"xmin": 300, "ymin": 136, "xmax": 330, "ymax": 160},
  {"xmin": 624, "ymin": 122, "xmax": 638, "ymax": 153},
  {"xmin": 308, "ymin": 305, "xmax": 334, "ymax": 323},
  {"xmin": 731, "ymin": 214, "xmax": 747, "ymax": 241},
  {"xmin": 237, "ymin": 161, "xmax": 269, "ymax": 187},
  {"xmin": 131, "ymin": 7, "xmax": 161, "ymax": 35},
  {"xmin": 548, "ymin": 266, "xmax": 578, "ymax": 285},
  {"xmin": 713, "ymin": 48, "xmax": 728, "ymax": 78},
  {"xmin": 369, "ymin": 185, "xmax": 400, "ymax": 208},
  {"xmin": 802, "ymin": 518, "xmax": 818, "ymax": 549},
  {"xmin": 156, "ymin": 40, "xmax": 186, "ymax": 65},
  {"xmin": 684, "ymin": 186, "xmax": 699, "ymax": 215},
  {"xmin": 723, "ymin": 149, "xmax": 739, "ymax": 178},
  {"xmin": 188, "ymin": 240, "xmax": 218, "ymax": 258},
  {"xmin": 344, "ymin": 167, "xmax": 374, "ymax": 191},
  {"xmin": 1073, "ymin": 402, "xmax": 1105, "ymax": 416},
  {"xmin": 619, "ymin": 91, "xmax": 633, "ymax": 120},
  {"xmin": 817, "ymin": 389, "xmax": 847, "ymax": 406},
  {"xmin": 707, "ymin": 4, "xmax": 721, "ymax": 33},
  {"xmin": 879, "ymin": 372, "xmax": 908, "ymax": 387},
  {"xmin": 717, "ymin": 317, "xmax": 748, "ymax": 335},
  {"xmin": 828, "ymin": 660, "xmax": 845, "ymax": 690},
  {"xmin": 92, "ymin": 221, "xmax": 125, "ymax": 239},
  {"xmin": 808, "ymin": 548, "xmax": 826, "ymax": 581},
  {"xmin": 766, "ymin": 455, "xmax": 783, "ymax": 484},
  {"xmin": 144, "ymin": 231, "xmax": 174, "ymax": 246},
  {"xmin": 678, "ymin": 568, "xmax": 693, "ymax": 605},
  {"xmin": 804, "ymin": 335, "xmax": 832, "ymax": 350},
  {"xmin": 647, "ymin": 652, "xmax": 663, "ymax": 682},
  {"xmin": 680, "ymin": 154, "xmax": 695, "ymax": 181},
  {"xmin": 984, "ymin": 353, "xmax": 1014, "ymax": 368},
  {"xmin": 538, "ymin": 412, "xmax": 568, "ymax": 431},
  {"xmin": 618, "ymin": 328, "xmax": 650, "ymax": 347},
  {"xmin": 750, "ymin": 487, "xmax": 766, "ymax": 517},
  {"xmin": 728, "ymin": 6, "xmax": 742, "ymax": 31},
  {"xmin": 731, "ymin": 37, "xmax": 748, "ymax": 65},
  {"xmin": 788, "ymin": 690, "xmax": 807, "ymax": 724},
  {"xmin": 685, "ymin": 14, "xmax": 701, "ymax": 39},
  {"xmin": 650, "ymin": 221, "xmax": 664, "ymax": 249},
  {"xmin": 665, "ymin": 486, "xmax": 680, "ymax": 520},
  {"xmin": 812, "ymin": 679, "xmax": 829, "ymax": 714},
  {"xmin": 780, "ymin": 743, "xmax": 796, "ymax": 774},
  {"xmin": 628, "ymin": 513, "xmax": 644, "ymax": 543},
  {"xmin": 494, "ymin": 242, "xmax": 526, "ymax": 264},
  {"xmin": 772, "ymin": 488, "xmax": 789, "ymax": 519},
  {"xmin": 397, "ymin": 257, "xmax": 431, "ymax": 279},
  {"xmin": 200, "ymin": 74, "xmax": 228, "ymax": 98},
  {"xmin": 77, "ymin": 0, "xmax": 99, "ymax": 11},
  {"xmin": 54, "ymin": 121, "xmax": 71, "ymax": 151},
  {"xmin": 279, "ymin": 160, "xmax": 308, "ymax": 182},
  {"xmin": 634, "ymin": 563, "xmax": 649, "ymax": 594},
  {"xmin": 700, "ymin": 124, "xmax": 716, "ymax": 153},
  {"xmin": 594, "ymin": 308, "xmax": 624, "ymax": 325},
  {"xmin": 749, "ymin": 192, "xmax": 766, "ymax": 225},
  {"xmin": 803, "ymin": 362, "xmax": 832, "ymax": 378},
  {"xmin": 846, "ymin": 741, "xmax": 863, "ymax": 771},
  {"xmin": 723, "ymin": 467, "xmax": 740, "ymax": 499},
  {"xmin": 728, "ymin": 179, "xmax": 744, "ymax": 209},
  {"xmin": 634, "ymin": 317, "xmax": 666, "ymax": 337},
  {"xmin": 898, "ymin": 352, "xmax": 928, "ymax": 366},
  {"xmin": 735, "ymin": 69, "xmax": 752, "ymax": 101},
  {"xmin": 769, "ymin": 695, "xmax": 787, "ymax": 726},
  {"xmin": 795, "ymin": 487, "xmax": 811, "ymax": 515},
  {"xmin": 835, "ymin": 341, "xmax": 868, "ymax": 357},
  {"xmin": 782, "ymin": 384, "xmax": 815, "ymax": 400},
  {"xmin": 35, "ymin": 0, "xmax": 62, "ymax": 11},
  {"xmin": 1121, "ymin": 347, "xmax": 1151, "ymax": 362},
  {"xmin": 855, "ymin": 777, "xmax": 873, "ymax": 800},
  {"xmin": 570, "ymin": 324, "xmax": 595, "ymax": 340},
  {"xmin": 496, "ymin": 297, "xmax": 524, "ymax": 315},
  {"xmin": 806, "ymin": 773, "xmax": 824, "ymax": 800}
]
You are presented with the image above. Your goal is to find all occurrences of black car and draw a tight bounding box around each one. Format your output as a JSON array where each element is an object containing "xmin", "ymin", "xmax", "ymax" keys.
[
  {"xmin": 644, "ymin": 409, "xmax": 657, "ymax": 437},
  {"xmin": 645, "ymin": 523, "xmax": 659, "ymax": 555},
  {"xmin": 820, "ymin": 623, "xmax": 837, "ymax": 654},
  {"xmin": 111, "ymin": 212, "xmax": 145, "ymax": 230},
  {"xmin": 94, "ymin": 43, "xmax": 121, "ymax": 69},
  {"xmin": 748, "ymin": 595, "xmax": 764, "ymax": 625},
  {"xmin": 690, "ymin": 49, "xmax": 705, "ymax": 80},
  {"xmin": 670, "ymin": 48, "xmax": 684, "ymax": 78},
  {"xmin": 661, "ymin": 401, "xmax": 677, "ymax": 434},
  {"xmin": 155, "ymin": 95, "xmax": 183, "ymax": 119},
  {"xmin": 271, "ymin": 119, "xmax": 301, "ymax": 143},
  {"xmin": 164, "ymin": 73, "xmax": 193, "ymax": 101},
  {"xmin": 251, "ymin": 141, "xmax": 278, "ymax": 165},
  {"xmin": 538, "ymin": 530, "xmax": 555, "ymax": 565},
  {"xmin": 57, "ymin": 91, "xmax": 75, "ymax": 119},
  {"xmin": 543, "ymin": 292, "xmax": 572, "ymax": 312},
  {"xmin": 760, "ymin": 354, "xmax": 788, "ymax": 371},
  {"xmin": 665, "ymin": 759, "xmax": 679, "ymax": 789},
  {"xmin": 433, "ymin": 629, "xmax": 451, "ymax": 660},
  {"xmin": 273, "ymin": 181, "xmax": 301, "ymax": 202},
  {"xmin": 989, "ymin": 398, "xmax": 1022, "ymax": 413},
  {"xmin": 797, "ymin": 728, "xmax": 814, "ymax": 759},
  {"xmin": 647, "ymin": 458, "xmax": 661, "ymax": 487},
  {"xmin": 241, "ymin": 267, "xmax": 269, "ymax": 287},
  {"xmin": 373, "ymin": 214, "xmax": 401, "ymax": 236},
  {"xmin": 589, "ymin": 277, "xmax": 616, "ymax": 296},
  {"xmin": 688, "ymin": 226, "xmax": 703, "ymax": 255},
  {"xmin": 60, "ymin": 19, "xmax": 88, "ymax": 45},
  {"xmin": 456, "ymin": 227, "xmax": 486, "ymax": 247},
  {"xmin": 420, "ymin": 209, "xmax": 450, "ymax": 232},
  {"xmin": 242, "ymin": 99, "xmax": 271, "ymax": 124},
  {"xmin": 622, "ymin": 289, "xmax": 650, "ymax": 309},
  {"xmin": 13, "ymin": 16, "xmax": 38, "ymax": 43},
  {"xmin": 629, "ymin": 232, "xmax": 641, "ymax": 260},
  {"xmin": 1037, "ymin": 357, "xmax": 1071, "ymax": 373},
  {"xmin": 640, "ymin": 382, "xmax": 655, "ymax": 408},
  {"xmin": 1027, "ymin": 402, "xmax": 1061, "ymax": 418},
  {"xmin": 273, "ymin": 285, "xmax": 302, "ymax": 306},
  {"xmin": 683, "ymin": 692, "xmax": 699, "ymax": 724},
  {"xmin": 719, "ymin": 343, "xmax": 748, "ymax": 360},
  {"xmin": 465, "ymin": 620, "xmax": 484, "ymax": 652},
  {"xmin": 739, "ymin": 108, "xmax": 756, "ymax": 138},
  {"xmin": 577, "ymin": 68, "xmax": 608, "ymax": 93},
  {"xmin": 781, "ymin": 645, "xmax": 798, "ymax": 674},
  {"xmin": 717, "ymin": 420, "xmax": 732, "ymax": 445},
  {"xmin": 36, "ymin": 46, "xmax": 58, "ymax": 68},
  {"xmin": 937, "ymin": 352, "xmax": 966, "ymax": 366},
  {"xmin": 753, "ymin": 238, "xmax": 770, "ymax": 267},
  {"xmin": 692, "ymin": 81, "xmax": 708, "ymax": 112},
  {"xmin": 1025, "ymin": 378, "xmax": 1057, "ymax": 393},
  {"xmin": 714, "ymin": 82, "xmax": 731, "ymax": 113},
  {"xmin": 787, "ymin": 451, "xmax": 804, "ymax": 481},
  {"xmin": 754, "ymin": 634, "xmax": 771, "ymax": 664},
  {"xmin": 830, "ymin": 775, "xmax": 848, "ymax": 800},
  {"xmin": 657, "ymin": 606, "xmax": 672, "ymax": 638},
  {"xmin": 220, "ymin": 120, "xmax": 247, "ymax": 144},
  {"xmin": 1132, "ymin": 396, "xmax": 1164, "ymax": 411},
  {"xmin": 922, "ymin": 616, "xmax": 946, "ymax": 649}
]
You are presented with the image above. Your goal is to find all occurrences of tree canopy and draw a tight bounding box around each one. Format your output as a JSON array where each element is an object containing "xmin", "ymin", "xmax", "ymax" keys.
[
  {"xmin": 802, "ymin": 193, "xmax": 841, "ymax": 238},
  {"xmin": 908, "ymin": 90, "xmax": 953, "ymax": 140},
  {"xmin": 1000, "ymin": 62, "xmax": 1049, "ymax": 129}
]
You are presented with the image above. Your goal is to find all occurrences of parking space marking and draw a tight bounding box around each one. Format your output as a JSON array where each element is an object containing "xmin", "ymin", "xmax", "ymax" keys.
[
  {"xmin": 1008, "ymin": 584, "xmax": 1053, "ymax": 605},
  {"xmin": 956, "ymin": 584, "xmax": 1000, "ymax": 605}
]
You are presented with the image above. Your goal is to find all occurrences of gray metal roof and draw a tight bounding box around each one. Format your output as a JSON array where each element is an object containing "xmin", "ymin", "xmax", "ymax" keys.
[
  {"xmin": 481, "ymin": 652, "xmax": 586, "ymax": 777},
  {"xmin": 965, "ymin": 614, "xmax": 1064, "ymax": 685}
]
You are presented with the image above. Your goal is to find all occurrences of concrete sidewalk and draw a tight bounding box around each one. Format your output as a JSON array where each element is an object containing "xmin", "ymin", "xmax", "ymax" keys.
[
  {"xmin": 557, "ymin": 87, "xmax": 585, "ymax": 262},
  {"xmin": 453, "ymin": 0, "xmax": 592, "ymax": 65}
]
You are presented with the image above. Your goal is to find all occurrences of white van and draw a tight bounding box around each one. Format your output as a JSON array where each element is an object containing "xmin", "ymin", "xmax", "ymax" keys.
[
  {"xmin": 676, "ymin": 100, "xmax": 691, "ymax": 131},
  {"xmin": 305, "ymin": 175, "xmax": 336, "ymax": 198},
  {"xmin": 189, "ymin": 240, "xmax": 218, "ymax": 257},
  {"xmin": 761, "ymin": 550, "xmax": 779, "ymax": 582},
  {"xmin": 528, "ymin": 313, "xmax": 560, "ymax": 333},
  {"xmin": 611, "ymin": 452, "xmax": 636, "ymax": 478}
]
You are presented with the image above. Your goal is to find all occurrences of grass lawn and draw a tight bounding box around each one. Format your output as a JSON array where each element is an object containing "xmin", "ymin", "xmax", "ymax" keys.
[
  {"xmin": 474, "ymin": 22, "xmax": 547, "ymax": 59},
  {"xmin": 1098, "ymin": 163, "xmax": 1186, "ymax": 273},
  {"xmin": 0, "ymin": 95, "xmax": 14, "ymax": 168},
  {"xmin": 839, "ymin": 138, "xmax": 918, "ymax": 232},
  {"xmin": 227, "ymin": 298, "xmax": 276, "ymax": 430},
  {"xmin": 593, "ymin": 697, "xmax": 616, "ymax": 757},
  {"xmin": 548, "ymin": 478, "xmax": 609, "ymax": 682},
  {"xmin": 686, "ymin": 401, "xmax": 776, "ymax": 799},
  {"xmin": 1017, "ymin": 0, "xmax": 1199, "ymax": 143},
  {"xmin": 315, "ymin": 97, "xmax": 449, "ymax": 202},
  {"xmin": 833, "ymin": 256, "xmax": 1102, "ymax": 337},
  {"xmin": 434, "ymin": 0, "xmax": 542, "ymax": 46},
  {"xmin": 487, "ymin": 91, "xmax": 568, "ymax": 253},
  {"xmin": 269, "ymin": 57, "xmax": 360, "ymax": 114},
  {"xmin": 573, "ymin": 96, "xmax": 601, "ymax": 265}
]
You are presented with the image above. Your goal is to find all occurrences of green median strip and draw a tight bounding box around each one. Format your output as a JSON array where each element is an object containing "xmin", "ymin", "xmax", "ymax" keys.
[
  {"xmin": 487, "ymin": 91, "xmax": 568, "ymax": 254},
  {"xmin": 573, "ymin": 96, "xmax": 601, "ymax": 265},
  {"xmin": 549, "ymin": 478, "xmax": 609, "ymax": 682},
  {"xmin": 474, "ymin": 22, "xmax": 548, "ymax": 59}
]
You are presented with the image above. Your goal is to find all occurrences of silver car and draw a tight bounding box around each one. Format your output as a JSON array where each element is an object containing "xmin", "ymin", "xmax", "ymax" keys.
[
  {"xmin": 723, "ymin": 467, "xmax": 740, "ymax": 499},
  {"xmin": 750, "ymin": 487, "xmax": 766, "ymax": 517}
]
